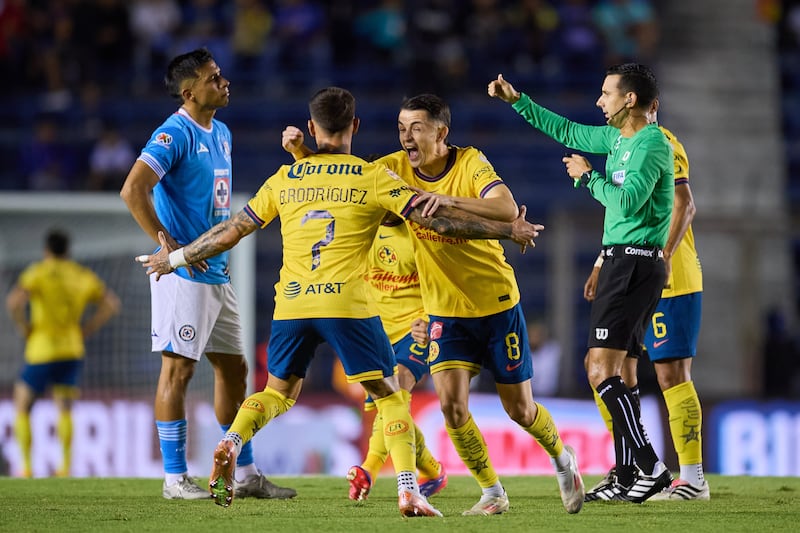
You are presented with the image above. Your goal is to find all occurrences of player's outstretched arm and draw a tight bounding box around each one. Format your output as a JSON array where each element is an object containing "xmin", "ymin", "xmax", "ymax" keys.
[
  {"xmin": 136, "ymin": 210, "xmax": 259, "ymax": 279},
  {"xmin": 407, "ymin": 202, "xmax": 543, "ymax": 253}
]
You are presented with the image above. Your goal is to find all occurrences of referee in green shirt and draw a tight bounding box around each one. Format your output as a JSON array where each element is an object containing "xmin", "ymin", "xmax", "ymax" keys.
[{"xmin": 489, "ymin": 63, "xmax": 674, "ymax": 503}]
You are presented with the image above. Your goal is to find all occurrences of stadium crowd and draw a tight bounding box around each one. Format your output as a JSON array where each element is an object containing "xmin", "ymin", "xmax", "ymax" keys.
[{"xmin": 0, "ymin": 0, "xmax": 660, "ymax": 192}]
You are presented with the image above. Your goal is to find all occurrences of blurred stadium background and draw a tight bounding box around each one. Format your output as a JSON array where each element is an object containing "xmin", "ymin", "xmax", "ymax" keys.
[{"xmin": 0, "ymin": 0, "xmax": 798, "ymax": 479}]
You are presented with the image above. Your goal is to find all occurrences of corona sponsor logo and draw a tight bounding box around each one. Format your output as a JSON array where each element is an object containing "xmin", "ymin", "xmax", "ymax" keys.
[
  {"xmin": 243, "ymin": 399, "xmax": 265, "ymax": 412},
  {"xmin": 385, "ymin": 419, "xmax": 409, "ymax": 436}
]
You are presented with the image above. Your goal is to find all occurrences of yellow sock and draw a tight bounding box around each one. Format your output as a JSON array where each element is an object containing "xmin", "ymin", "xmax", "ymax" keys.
[
  {"xmin": 57, "ymin": 411, "xmax": 73, "ymax": 476},
  {"xmin": 522, "ymin": 402, "xmax": 564, "ymax": 458},
  {"xmin": 373, "ymin": 390, "xmax": 416, "ymax": 473},
  {"xmin": 361, "ymin": 410, "xmax": 387, "ymax": 481},
  {"xmin": 229, "ymin": 387, "xmax": 295, "ymax": 442},
  {"xmin": 14, "ymin": 412, "xmax": 32, "ymax": 477},
  {"xmin": 414, "ymin": 420, "xmax": 441, "ymax": 480},
  {"xmin": 663, "ymin": 381, "xmax": 703, "ymax": 465},
  {"xmin": 593, "ymin": 389, "xmax": 614, "ymax": 434},
  {"xmin": 446, "ymin": 414, "xmax": 498, "ymax": 488},
  {"xmin": 394, "ymin": 389, "xmax": 440, "ymax": 479}
]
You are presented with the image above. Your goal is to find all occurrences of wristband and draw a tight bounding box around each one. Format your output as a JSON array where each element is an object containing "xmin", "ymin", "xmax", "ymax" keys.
[
  {"xmin": 168, "ymin": 248, "xmax": 188, "ymax": 269},
  {"xmin": 593, "ymin": 255, "xmax": 604, "ymax": 268}
]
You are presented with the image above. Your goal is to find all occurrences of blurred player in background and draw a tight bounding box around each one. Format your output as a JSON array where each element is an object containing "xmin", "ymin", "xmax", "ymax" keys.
[
  {"xmin": 120, "ymin": 47, "xmax": 295, "ymax": 501},
  {"xmin": 489, "ymin": 64, "xmax": 674, "ymax": 503},
  {"xmin": 7, "ymin": 229, "xmax": 120, "ymax": 478},
  {"xmin": 138, "ymin": 86, "xmax": 542, "ymax": 516},
  {"xmin": 583, "ymin": 101, "xmax": 708, "ymax": 501}
]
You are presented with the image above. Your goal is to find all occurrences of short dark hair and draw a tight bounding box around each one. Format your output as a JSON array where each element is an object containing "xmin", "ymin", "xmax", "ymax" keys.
[
  {"xmin": 308, "ymin": 87, "xmax": 356, "ymax": 134},
  {"xmin": 606, "ymin": 63, "xmax": 659, "ymax": 109},
  {"xmin": 46, "ymin": 229, "xmax": 69, "ymax": 257},
  {"xmin": 400, "ymin": 94, "xmax": 451, "ymax": 128},
  {"xmin": 165, "ymin": 48, "xmax": 215, "ymax": 101}
]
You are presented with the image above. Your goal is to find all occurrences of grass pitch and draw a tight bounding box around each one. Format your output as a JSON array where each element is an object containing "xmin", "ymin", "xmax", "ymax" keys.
[{"xmin": 0, "ymin": 474, "xmax": 798, "ymax": 533}]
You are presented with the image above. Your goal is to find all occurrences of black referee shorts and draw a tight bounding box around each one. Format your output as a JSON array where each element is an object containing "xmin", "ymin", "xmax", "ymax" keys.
[{"xmin": 587, "ymin": 245, "xmax": 666, "ymax": 352}]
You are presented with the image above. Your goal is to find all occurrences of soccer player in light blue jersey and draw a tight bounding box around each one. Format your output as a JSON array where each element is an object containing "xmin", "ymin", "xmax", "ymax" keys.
[{"xmin": 120, "ymin": 48, "xmax": 295, "ymax": 501}]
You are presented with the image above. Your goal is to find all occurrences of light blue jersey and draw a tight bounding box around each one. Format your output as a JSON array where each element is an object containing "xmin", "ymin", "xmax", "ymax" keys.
[{"xmin": 138, "ymin": 108, "xmax": 233, "ymax": 284}]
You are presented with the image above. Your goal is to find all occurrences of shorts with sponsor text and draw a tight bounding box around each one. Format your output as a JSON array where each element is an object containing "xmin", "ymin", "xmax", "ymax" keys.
[{"xmin": 427, "ymin": 303, "xmax": 532, "ymax": 385}]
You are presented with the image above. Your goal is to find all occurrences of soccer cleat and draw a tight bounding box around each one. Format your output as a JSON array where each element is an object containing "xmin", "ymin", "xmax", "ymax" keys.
[
  {"xmin": 346, "ymin": 465, "xmax": 373, "ymax": 501},
  {"xmin": 398, "ymin": 489, "xmax": 443, "ymax": 517},
  {"xmin": 648, "ymin": 479, "xmax": 710, "ymax": 501},
  {"xmin": 624, "ymin": 461, "xmax": 673, "ymax": 503},
  {"xmin": 235, "ymin": 471, "xmax": 297, "ymax": 499},
  {"xmin": 583, "ymin": 482, "xmax": 630, "ymax": 502},
  {"xmin": 209, "ymin": 440, "xmax": 237, "ymax": 507},
  {"xmin": 589, "ymin": 466, "xmax": 617, "ymax": 493},
  {"xmin": 554, "ymin": 445, "xmax": 585, "ymax": 513},
  {"xmin": 162, "ymin": 475, "xmax": 212, "ymax": 500},
  {"xmin": 462, "ymin": 491, "xmax": 510, "ymax": 516},
  {"xmin": 419, "ymin": 464, "xmax": 448, "ymax": 498}
]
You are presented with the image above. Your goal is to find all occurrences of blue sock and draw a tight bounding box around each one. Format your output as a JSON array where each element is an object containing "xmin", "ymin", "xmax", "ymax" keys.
[
  {"xmin": 221, "ymin": 424, "xmax": 254, "ymax": 467},
  {"xmin": 156, "ymin": 419, "xmax": 187, "ymax": 474}
]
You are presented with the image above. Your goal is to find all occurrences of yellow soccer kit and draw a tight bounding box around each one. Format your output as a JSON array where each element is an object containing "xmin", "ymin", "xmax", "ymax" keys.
[
  {"xmin": 659, "ymin": 126, "xmax": 702, "ymax": 298},
  {"xmin": 377, "ymin": 147, "xmax": 520, "ymax": 318},
  {"xmin": 367, "ymin": 220, "xmax": 426, "ymax": 344},
  {"xmin": 18, "ymin": 257, "xmax": 106, "ymax": 364},
  {"xmin": 244, "ymin": 153, "xmax": 417, "ymax": 320}
]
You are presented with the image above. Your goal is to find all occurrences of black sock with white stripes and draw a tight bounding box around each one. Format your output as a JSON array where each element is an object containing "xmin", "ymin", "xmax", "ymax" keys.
[{"xmin": 597, "ymin": 376, "xmax": 658, "ymax": 475}]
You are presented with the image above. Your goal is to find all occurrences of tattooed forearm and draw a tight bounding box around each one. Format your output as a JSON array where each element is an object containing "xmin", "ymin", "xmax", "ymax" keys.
[
  {"xmin": 185, "ymin": 210, "xmax": 258, "ymax": 263},
  {"xmin": 409, "ymin": 206, "xmax": 510, "ymax": 240}
]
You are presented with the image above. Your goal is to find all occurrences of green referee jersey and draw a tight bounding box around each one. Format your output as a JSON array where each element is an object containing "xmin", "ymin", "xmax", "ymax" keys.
[{"xmin": 512, "ymin": 93, "xmax": 674, "ymax": 248}]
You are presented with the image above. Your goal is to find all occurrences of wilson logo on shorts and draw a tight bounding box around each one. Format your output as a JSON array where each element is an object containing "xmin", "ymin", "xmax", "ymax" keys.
[
  {"xmin": 595, "ymin": 328, "xmax": 609, "ymax": 340},
  {"xmin": 385, "ymin": 419, "xmax": 409, "ymax": 436},
  {"xmin": 242, "ymin": 399, "xmax": 265, "ymax": 412},
  {"xmin": 430, "ymin": 321, "xmax": 443, "ymax": 340},
  {"xmin": 179, "ymin": 325, "xmax": 196, "ymax": 341},
  {"xmin": 283, "ymin": 281, "xmax": 302, "ymax": 299}
]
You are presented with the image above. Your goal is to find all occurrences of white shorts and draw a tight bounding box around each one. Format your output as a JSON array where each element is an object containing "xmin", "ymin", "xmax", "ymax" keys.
[{"xmin": 150, "ymin": 273, "xmax": 244, "ymax": 361}]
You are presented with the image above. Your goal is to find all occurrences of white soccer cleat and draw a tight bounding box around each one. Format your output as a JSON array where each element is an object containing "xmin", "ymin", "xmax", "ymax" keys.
[
  {"xmin": 554, "ymin": 445, "xmax": 585, "ymax": 513},
  {"xmin": 462, "ymin": 490, "xmax": 510, "ymax": 516},
  {"xmin": 398, "ymin": 489, "xmax": 443, "ymax": 517},
  {"xmin": 648, "ymin": 478, "xmax": 710, "ymax": 501},
  {"xmin": 162, "ymin": 475, "xmax": 212, "ymax": 500}
]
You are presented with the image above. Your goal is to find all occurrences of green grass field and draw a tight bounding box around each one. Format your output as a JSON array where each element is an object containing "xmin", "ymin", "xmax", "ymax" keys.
[{"xmin": 1, "ymin": 474, "xmax": 798, "ymax": 533}]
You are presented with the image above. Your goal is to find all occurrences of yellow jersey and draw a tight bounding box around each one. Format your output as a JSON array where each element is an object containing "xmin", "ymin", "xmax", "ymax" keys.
[
  {"xmin": 377, "ymin": 147, "xmax": 520, "ymax": 318},
  {"xmin": 367, "ymin": 220, "xmax": 426, "ymax": 344},
  {"xmin": 245, "ymin": 153, "xmax": 417, "ymax": 320},
  {"xmin": 18, "ymin": 257, "xmax": 106, "ymax": 364},
  {"xmin": 659, "ymin": 126, "xmax": 703, "ymax": 297}
]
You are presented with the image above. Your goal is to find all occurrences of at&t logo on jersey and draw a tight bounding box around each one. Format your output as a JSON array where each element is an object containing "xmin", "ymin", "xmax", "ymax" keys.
[
  {"xmin": 283, "ymin": 281, "xmax": 302, "ymax": 299},
  {"xmin": 282, "ymin": 281, "xmax": 345, "ymax": 299}
]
